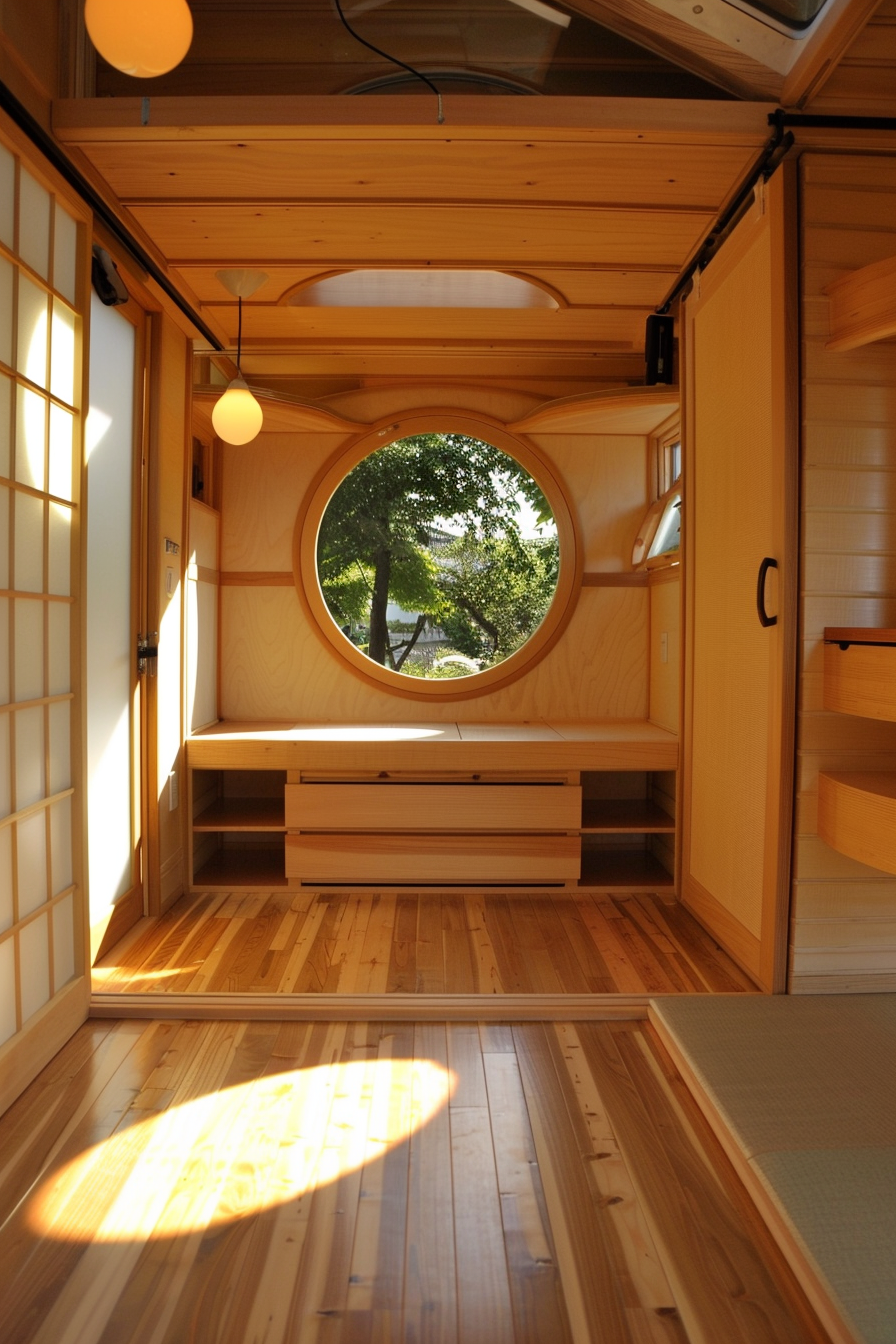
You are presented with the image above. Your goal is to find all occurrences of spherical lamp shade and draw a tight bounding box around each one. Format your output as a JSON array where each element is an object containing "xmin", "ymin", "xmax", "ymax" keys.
[
  {"xmin": 84, "ymin": 0, "xmax": 193, "ymax": 78},
  {"xmin": 211, "ymin": 377, "xmax": 264, "ymax": 446}
]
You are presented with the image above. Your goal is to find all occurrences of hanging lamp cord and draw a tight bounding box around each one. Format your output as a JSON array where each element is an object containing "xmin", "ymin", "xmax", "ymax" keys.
[
  {"xmin": 236, "ymin": 294, "xmax": 243, "ymax": 374},
  {"xmin": 332, "ymin": 0, "xmax": 444, "ymax": 125}
]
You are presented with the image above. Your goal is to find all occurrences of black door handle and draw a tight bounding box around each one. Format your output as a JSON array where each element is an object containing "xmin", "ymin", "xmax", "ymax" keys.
[{"xmin": 757, "ymin": 557, "xmax": 778, "ymax": 627}]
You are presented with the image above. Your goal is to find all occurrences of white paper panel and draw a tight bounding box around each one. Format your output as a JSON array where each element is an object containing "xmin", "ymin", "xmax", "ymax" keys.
[
  {"xmin": 50, "ymin": 302, "xmax": 76, "ymax": 406},
  {"xmin": 0, "ymin": 938, "xmax": 17, "ymax": 1048},
  {"xmin": 49, "ymin": 404, "xmax": 74, "ymax": 501},
  {"xmin": 47, "ymin": 602, "xmax": 71, "ymax": 696},
  {"xmin": 14, "ymin": 493, "xmax": 44, "ymax": 593},
  {"xmin": 0, "ymin": 486, "xmax": 8, "ymax": 588},
  {"xmin": 0, "ymin": 143, "xmax": 14, "ymax": 249},
  {"xmin": 190, "ymin": 501, "xmax": 219, "ymax": 569},
  {"xmin": 18, "ymin": 169, "xmax": 50, "ymax": 280},
  {"xmin": 0, "ymin": 712, "xmax": 9, "ymax": 818},
  {"xmin": 16, "ymin": 274, "xmax": 48, "ymax": 391},
  {"xmin": 53, "ymin": 206, "xmax": 78, "ymax": 307},
  {"xmin": 50, "ymin": 796, "xmax": 73, "ymax": 895},
  {"xmin": 16, "ymin": 811, "xmax": 48, "ymax": 917},
  {"xmin": 14, "ymin": 706, "xmax": 45, "ymax": 808},
  {"xmin": 188, "ymin": 575, "xmax": 218, "ymax": 731},
  {"xmin": 0, "ymin": 371, "xmax": 11, "ymax": 477},
  {"xmin": 14, "ymin": 598, "xmax": 44, "ymax": 702},
  {"xmin": 0, "ymin": 258, "xmax": 12, "ymax": 369},
  {"xmin": 15, "ymin": 385, "xmax": 46, "ymax": 492},
  {"xmin": 48, "ymin": 504, "xmax": 71, "ymax": 597},
  {"xmin": 19, "ymin": 912, "xmax": 50, "ymax": 1024},
  {"xmin": 0, "ymin": 825, "xmax": 12, "ymax": 931},
  {"xmin": 48, "ymin": 700, "xmax": 71, "ymax": 795},
  {"xmin": 53, "ymin": 892, "xmax": 75, "ymax": 988}
]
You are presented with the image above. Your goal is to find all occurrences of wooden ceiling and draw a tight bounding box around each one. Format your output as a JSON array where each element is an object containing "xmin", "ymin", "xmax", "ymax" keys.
[{"xmin": 50, "ymin": 0, "xmax": 888, "ymax": 401}]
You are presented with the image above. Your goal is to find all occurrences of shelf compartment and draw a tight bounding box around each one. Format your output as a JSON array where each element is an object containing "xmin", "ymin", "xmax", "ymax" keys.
[
  {"xmin": 823, "ymin": 629, "xmax": 896, "ymax": 722},
  {"xmin": 579, "ymin": 848, "xmax": 674, "ymax": 892},
  {"xmin": 817, "ymin": 771, "xmax": 896, "ymax": 876},
  {"xmin": 581, "ymin": 798, "xmax": 674, "ymax": 833},
  {"xmin": 194, "ymin": 798, "xmax": 285, "ymax": 831},
  {"xmin": 193, "ymin": 844, "xmax": 289, "ymax": 889}
]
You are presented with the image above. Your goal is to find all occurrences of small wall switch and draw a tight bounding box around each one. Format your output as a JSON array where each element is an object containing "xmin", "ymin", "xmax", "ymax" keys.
[
  {"xmin": 168, "ymin": 770, "xmax": 179, "ymax": 811},
  {"xmin": 166, "ymin": 567, "xmax": 175, "ymax": 596},
  {"xmin": 660, "ymin": 632, "xmax": 669, "ymax": 664}
]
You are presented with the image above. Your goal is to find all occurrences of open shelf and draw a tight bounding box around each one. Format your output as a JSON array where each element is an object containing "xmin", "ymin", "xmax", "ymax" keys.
[
  {"xmin": 193, "ymin": 845, "xmax": 289, "ymax": 889},
  {"xmin": 579, "ymin": 848, "xmax": 675, "ymax": 892},
  {"xmin": 581, "ymin": 798, "xmax": 675, "ymax": 833},
  {"xmin": 194, "ymin": 798, "xmax": 285, "ymax": 831}
]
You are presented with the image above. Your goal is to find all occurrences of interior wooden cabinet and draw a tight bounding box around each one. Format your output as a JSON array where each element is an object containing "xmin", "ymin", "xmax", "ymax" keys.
[{"xmin": 188, "ymin": 760, "xmax": 677, "ymax": 892}]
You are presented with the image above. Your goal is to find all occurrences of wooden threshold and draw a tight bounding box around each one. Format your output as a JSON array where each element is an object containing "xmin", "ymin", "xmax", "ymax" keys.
[{"xmin": 89, "ymin": 991, "xmax": 652, "ymax": 1021}]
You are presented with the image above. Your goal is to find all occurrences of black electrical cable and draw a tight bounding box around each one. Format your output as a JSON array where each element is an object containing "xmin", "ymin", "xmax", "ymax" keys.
[{"xmin": 332, "ymin": 0, "xmax": 444, "ymax": 124}]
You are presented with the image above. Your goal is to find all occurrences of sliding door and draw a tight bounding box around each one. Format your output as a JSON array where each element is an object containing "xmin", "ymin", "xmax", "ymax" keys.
[
  {"xmin": 681, "ymin": 164, "xmax": 798, "ymax": 993},
  {"xmin": 0, "ymin": 126, "xmax": 91, "ymax": 1112}
]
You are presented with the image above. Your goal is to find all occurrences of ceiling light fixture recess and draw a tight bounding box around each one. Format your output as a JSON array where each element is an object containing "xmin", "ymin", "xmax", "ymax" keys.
[
  {"xmin": 84, "ymin": 0, "xmax": 194, "ymax": 78},
  {"xmin": 212, "ymin": 270, "xmax": 268, "ymax": 447}
]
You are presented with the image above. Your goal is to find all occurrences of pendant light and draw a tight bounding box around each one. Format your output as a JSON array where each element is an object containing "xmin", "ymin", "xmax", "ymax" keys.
[
  {"xmin": 84, "ymin": 0, "xmax": 194, "ymax": 79},
  {"xmin": 211, "ymin": 271, "xmax": 268, "ymax": 447}
]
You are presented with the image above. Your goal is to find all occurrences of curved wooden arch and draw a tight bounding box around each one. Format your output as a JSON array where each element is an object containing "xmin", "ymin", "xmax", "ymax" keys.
[
  {"xmin": 293, "ymin": 410, "xmax": 583, "ymax": 702},
  {"xmin": 278, "ymin": 268, "xmax": 568, "ymax": 310}
]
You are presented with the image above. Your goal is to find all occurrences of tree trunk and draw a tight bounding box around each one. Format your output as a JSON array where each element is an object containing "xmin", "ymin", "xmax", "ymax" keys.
[{"xmin": 368, "ymin": 545, "xmax": 392, "ymax": 664}]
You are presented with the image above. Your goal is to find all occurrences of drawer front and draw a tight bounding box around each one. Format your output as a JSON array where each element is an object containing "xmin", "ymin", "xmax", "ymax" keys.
[
  {"xmin": 285, "ymin": 783, "xmax": 581, "ymax": 832},
  {"xmin": 823, "ymin": 643, "xmax": 896, "ymax": 722},
  {"xmin": 285, "ymin": 832, "xmax": 580, "ymax": 883}
]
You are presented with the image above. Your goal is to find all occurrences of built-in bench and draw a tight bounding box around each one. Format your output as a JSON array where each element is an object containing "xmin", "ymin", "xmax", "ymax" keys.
[
  {"xmin": 186, "ymin": 719, "xmax": 678, "ymax": 892},
  {"xmin": 650, "ymin": 995, "xmax": 896, "ymax": 1344}
]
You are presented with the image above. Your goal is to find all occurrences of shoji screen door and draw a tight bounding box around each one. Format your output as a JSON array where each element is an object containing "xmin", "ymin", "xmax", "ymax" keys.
[{"xmin": 0, "ymin": 129, "xmax": 91, "ymax": 1113}]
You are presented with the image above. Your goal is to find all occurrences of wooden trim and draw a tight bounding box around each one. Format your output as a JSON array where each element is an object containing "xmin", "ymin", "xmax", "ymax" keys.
[
  {"xmin": 648, "ymin": 1008, "xmax": 864, "ymax": 1344},
  {"xmin": 220, "ymin": 570, "xmax": 294, "ymax": 586},
  {"xmin": 90, "ymin": 883, "xmax": 145, "ymax": 964},
  {"xmin": 293, "ymin": 409, "xmax": 583, "ymax": 702},
  {"xmin": 648, "ymin": 565, "xmax": 681, "ymax": 587},
  {"xmin": 89, "ymin": 991, "xmax": 651, "ymax": 1021},
  {"xmin": 582, "ymin": 572, "xmax": 649, "ymax": 587},
  {"xmin": 0, "ymin": 977, "xmax": 90, "ymax": 1119},
  {"xmin": 190, "ymin": 564, "xmax": 219, "ymax": 586},
  {"xmin": 824, "ymin": 254, "xmax": 896, "ymax": 351},
  {"xmin": 52, "ymin": 96, "xmax": 778, "ymax": 143},
  {"xmin": 681, "ymin": 882, "xmax": 762, "ymax": 984}
]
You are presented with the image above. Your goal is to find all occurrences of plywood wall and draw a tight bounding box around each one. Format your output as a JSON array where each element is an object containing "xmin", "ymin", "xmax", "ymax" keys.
[
  {"xmin": 216, "ymin": 390, "xmax": 650, "ymax": 723},
  {"xmin": 790, "ymin": 152, "xmax": 896, "ymax": 993}
]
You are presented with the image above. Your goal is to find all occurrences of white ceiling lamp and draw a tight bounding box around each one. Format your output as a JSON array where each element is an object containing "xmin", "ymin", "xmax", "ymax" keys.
[
  {"xmin": 212, "ymin": 270, "xmax": 268, "ymax": 446},
  {"xmin": 84, "ymin": 0, "xmax": 194, "ymax": 78}
]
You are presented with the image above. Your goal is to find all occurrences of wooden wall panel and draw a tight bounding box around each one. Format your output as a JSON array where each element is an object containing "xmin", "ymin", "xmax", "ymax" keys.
[
  {"xmin": 805, "ymin": 0, "xmax": 896, "ymax": 115},
  {"xmin": 790, "ymin": 152, "xmax": 896, "ymax": 994},
  {"xmin": 649, "ymin": 573, "xmax": 680, "ymax": 735},
  {"xmin": 219, "ymin": 584, "xmax": 648, "ymax": 722},
  {"xmin": 216, "ymin": 394, "xmax": 650, "ymax": 723}
]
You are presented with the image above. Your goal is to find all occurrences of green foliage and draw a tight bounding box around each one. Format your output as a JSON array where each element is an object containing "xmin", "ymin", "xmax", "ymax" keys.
[{"xmin": 317, "ymin": 433, "xmax": 558, "ymax": 675}]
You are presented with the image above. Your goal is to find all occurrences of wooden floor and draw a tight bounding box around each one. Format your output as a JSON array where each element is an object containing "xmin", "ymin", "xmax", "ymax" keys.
[
  {"xmin": 0, "ymin": 1017, "xmax": 829, "ymax": 1344},
  {"xmin": 93, "ymin": 890, "xmax": 758, "ymax": 998}
]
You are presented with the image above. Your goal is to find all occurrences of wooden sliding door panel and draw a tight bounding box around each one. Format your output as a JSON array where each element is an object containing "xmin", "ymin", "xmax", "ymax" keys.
[{"xmin": 682, "ymin": 165, "xmax": 798, "ymax": 992}]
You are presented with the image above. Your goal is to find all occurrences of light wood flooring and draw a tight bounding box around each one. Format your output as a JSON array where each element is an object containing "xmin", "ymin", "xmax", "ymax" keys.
[
  {"xmin": 93, "ymin": 890, "xmax": 758, "ymax": 998},
  {"xmin": 0, "ymin": 1017, "xmax": 829, "ymax": 1344}
]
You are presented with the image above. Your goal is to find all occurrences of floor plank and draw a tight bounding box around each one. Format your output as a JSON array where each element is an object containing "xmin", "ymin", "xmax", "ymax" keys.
[{"xmin": 93, "ymin": 892, "xmax": 758, "ymax": 1000}]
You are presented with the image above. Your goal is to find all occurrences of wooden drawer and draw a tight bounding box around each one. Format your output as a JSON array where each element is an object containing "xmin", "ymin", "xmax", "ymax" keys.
[
  {"xmin": 823, "ymin": 640, "xmax": 896, "ymax": 722},
  {"xmin": 285, "ymin": 782, "xmax": 581, "ymax": 832},
  {"xmin": 285, "ymin": 832, "xmax": 580, "ymax": 883}
]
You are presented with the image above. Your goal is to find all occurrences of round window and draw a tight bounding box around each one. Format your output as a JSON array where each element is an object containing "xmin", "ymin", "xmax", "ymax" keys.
[{"xmin": 295, "ymin": 414, "xmax": 581, "ymax": 699}]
